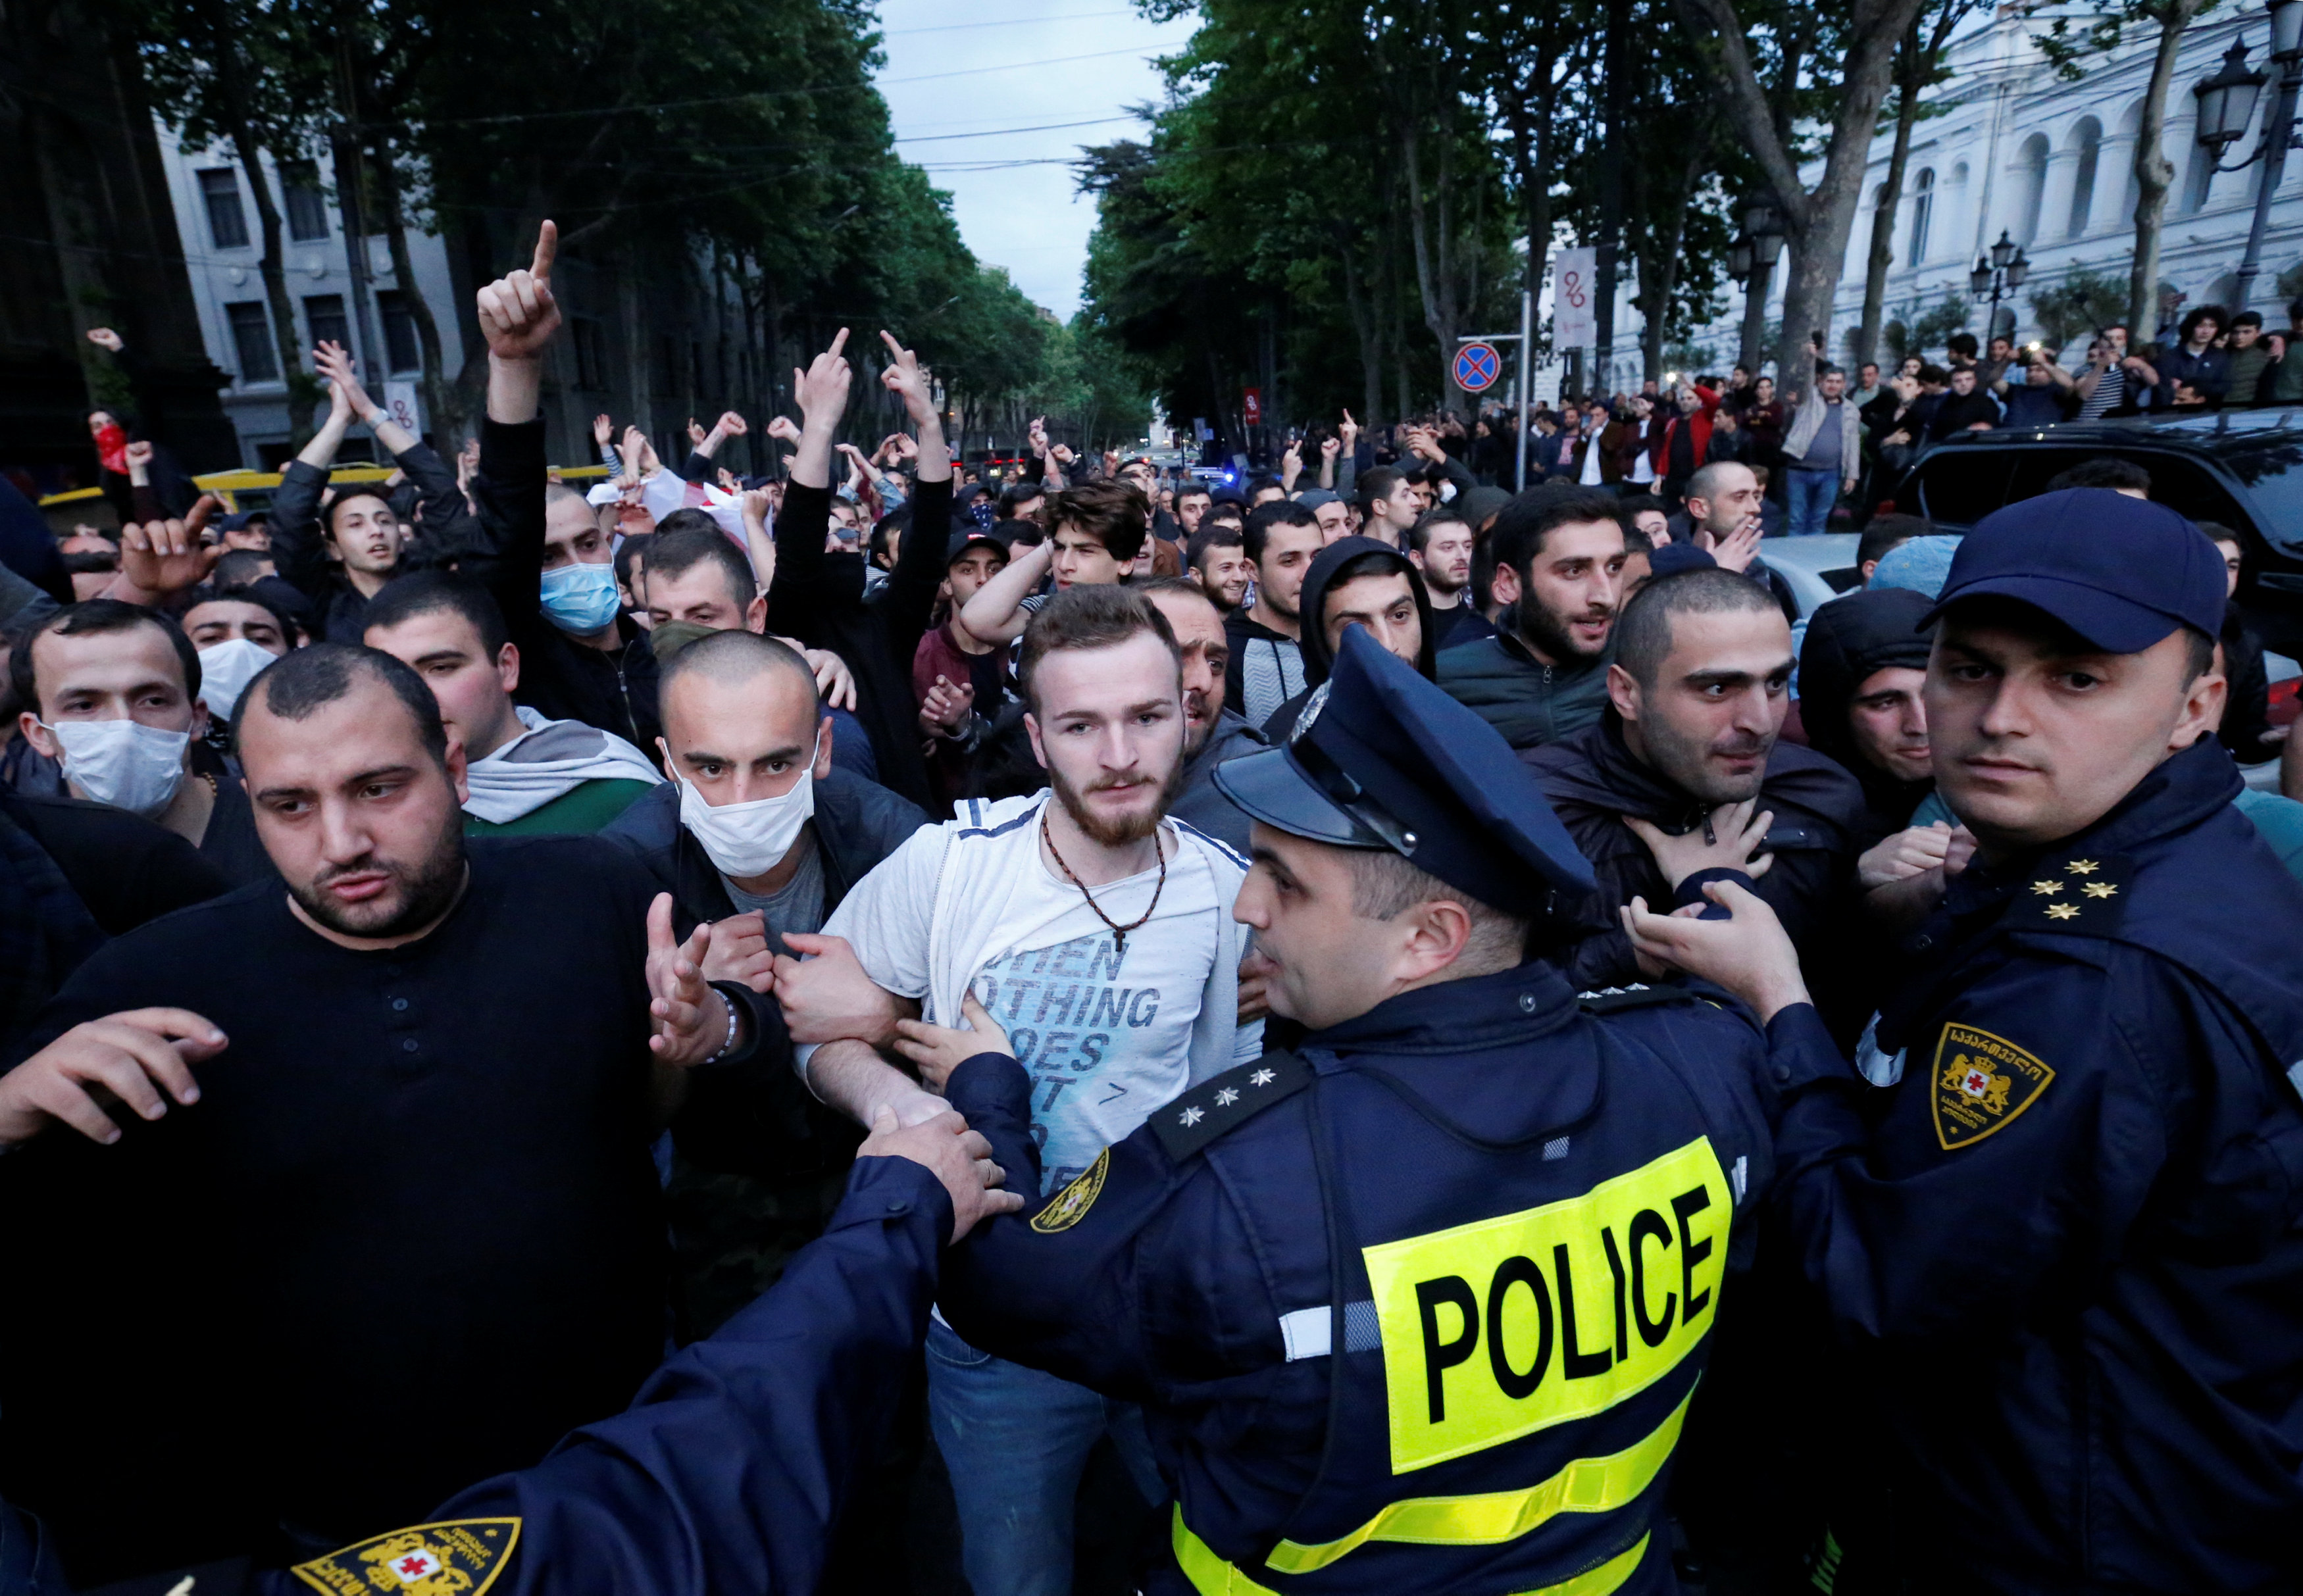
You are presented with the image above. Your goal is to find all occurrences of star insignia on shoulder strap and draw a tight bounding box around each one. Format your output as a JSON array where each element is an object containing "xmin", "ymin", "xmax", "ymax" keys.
[
  {"xmin": 2029, "ymin": 878, "xmax": 2063, "ymax": 895},
  {"xmin": 2044, "ymin": 902, "xmax": 2080, "ymax": 920},
  {"xmin": 1152, "ymin": 1051, "xmax": 1315, "ymax": 1163},
  {"xmin": 2082, "ymin": 881, "xmax": 2118, "ymax": 899},
  {"xmin": 2066, "ymin": 859, "xmax": 2099, "ymax": 874},
  {"xmin": 2007, "ymin": 853, "xmax": 2134, "ymax": 935}
]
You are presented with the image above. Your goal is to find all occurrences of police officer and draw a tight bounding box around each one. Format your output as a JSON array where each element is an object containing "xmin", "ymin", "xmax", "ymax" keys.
[
  {"xmin": 928, "ymin": 626, "xmax": 1780, "ymax": 1596},
  {"xmin": 1, "ymin": 1110, "xmax": 1017, "ymax": 1596},
  {"xmin": 1627, "ymin": 488, "xmax": 2303, "ymax": 1593}
]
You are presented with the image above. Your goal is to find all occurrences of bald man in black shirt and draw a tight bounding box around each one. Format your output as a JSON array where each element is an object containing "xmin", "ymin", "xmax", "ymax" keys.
[{"xmin": 0, "ymin": 643, "xmax": 774, "ymax": 1585}]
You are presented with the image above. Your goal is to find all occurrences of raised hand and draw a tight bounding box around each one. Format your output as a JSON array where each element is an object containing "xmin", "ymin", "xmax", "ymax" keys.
[
  {"xmin": 688, "ymin": 417, "xmax": 709, "ymax": 449},
  {"xmin": 716, "ymin": 411, "xmax": 749, "ymax": 437},
  {"xmin": 1339, "ymin": 409, "xmax": 1359, "ymax": 445},
  {"xmin": 794, "ymin": 328, "xmax": 854, "ymax": 433},
  {"xmin": 313, "ymin": 341, "xmax": 377, "ymax": 421},
  {"xmin": 878, "ymin": 330, "xmax": 937, "ymax": 428},
  {"xmin": 919, "ymin": 674, "xmax": 974, "ymax": 734},
  {"xmin": 1320, "ymin": 435, "xmax": 1341, "ymax": 462},
  {"xmin": 593, "ymin": 412, "xmax": 614, "ymax": 447},
  {"xmin": 766, "ymin": 415, "xmax": 802, "ymax": 445},
  {"xmin": 1709, "ymin": 520, "xmax": 1763, "ymax": 574},
  {"xmin": 85, "ymin": 326, "xmax": 126, "ymax": 354},
  {"xmin": 645, "ymin": 894, "xmax": 736, "ymax": 1067},
  {"xmin": 0, "ymin": 1007, "xmax": 226, "ymax": 1147},
  {"xmin": 120, "ymin": 493, "xmax": 225, "ymax": 595},
  {"xmin": 475, "ymin": 219, "xmax": 561, "ymax": 360},
  {"xmin": 123, "ymin": 440, "xmax": 154, "ymax": 484},
  {"xmin": 1028, "ymin": 416, "xmax": 1051, "ymax": 456}
]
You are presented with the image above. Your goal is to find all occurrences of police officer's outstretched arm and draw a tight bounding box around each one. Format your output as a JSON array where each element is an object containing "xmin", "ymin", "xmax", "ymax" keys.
[
  {"xmin": 1625, "ymin": 880, "xmax": 2166, "ymax": 1339},
  {"xmin": 264, "ymin": 1115, "xmax": 1018, "ymax": 1596}
]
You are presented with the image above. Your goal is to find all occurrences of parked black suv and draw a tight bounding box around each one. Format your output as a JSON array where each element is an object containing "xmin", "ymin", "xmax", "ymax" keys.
[{"xmin": 1885, "ymin": 409, "xmax": 2303, "ymax": 653}]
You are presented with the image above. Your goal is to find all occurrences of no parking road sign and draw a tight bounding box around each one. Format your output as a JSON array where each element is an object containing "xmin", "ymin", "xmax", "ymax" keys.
[{"xmin": 1454, "ymin": 341, "xmax": 1502, "ymax": 393}]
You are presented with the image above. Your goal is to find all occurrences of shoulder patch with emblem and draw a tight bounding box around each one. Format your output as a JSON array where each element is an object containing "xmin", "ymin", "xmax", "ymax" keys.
[
  {"xmin": 2003, "ymin": 852, "xmax": 2134, "ymax": 935},
  {"xmin": 1030, "ymin": 1147, "xmax": 1109, "ymax": 1233},
  {"xmin": 1931, "ymin": 1023, "xmax": 2054, "ymax": 1151},
  {"xmin": 291, "ymin": 1518, "xmax": 520, "ymax": 1596},
  {"xmin": 1152, "ymin": 1049, "xmax": 1315, "ymax": 1163}
]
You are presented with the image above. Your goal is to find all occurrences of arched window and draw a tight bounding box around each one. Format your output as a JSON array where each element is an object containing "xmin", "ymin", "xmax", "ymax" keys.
[
  {"xmin": 2013, "ymin": 135, "xmax": 2050, "ymax": 245},
  {"xmin": 1910, "ymin": 166, "xmax": 1935, "ymax": 262},
  {"xmin": 2067, "ymin": 117, "xmax": 2102, "ymax": 237}
]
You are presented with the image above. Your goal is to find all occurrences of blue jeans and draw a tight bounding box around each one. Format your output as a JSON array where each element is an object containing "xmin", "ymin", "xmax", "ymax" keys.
[
  {"xmin": 1786, "ymin": 467, "xmax": 1840, "ymax": 536},
  {"xmin": 926, "ymin": 1316, "xmax": 1167, "ymax": 1596}
]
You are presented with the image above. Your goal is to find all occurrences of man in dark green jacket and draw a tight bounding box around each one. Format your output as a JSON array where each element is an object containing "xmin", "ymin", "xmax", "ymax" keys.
[{"xmin": 1436, "ymin": 486, "xmax": 1625, "ymax": 749}]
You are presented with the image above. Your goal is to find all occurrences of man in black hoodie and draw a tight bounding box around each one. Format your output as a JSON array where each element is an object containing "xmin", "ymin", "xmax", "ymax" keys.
[
  {"xmin": 1526, "ymin": 566, "xmax": 1866, "ymax": 1024},
  {"xmin": 1260, "ymin": 536, "xmax": 1437, "ymax": 740},
  {"xmin": 1796, "ymin": 586, "xmax": 1938, "ymax": 847}
]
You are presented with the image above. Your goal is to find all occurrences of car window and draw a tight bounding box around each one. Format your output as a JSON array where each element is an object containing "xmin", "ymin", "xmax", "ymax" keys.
[{"xmin": 1904, "ymin": 452, "xmax": 2013, "ymax": 526}]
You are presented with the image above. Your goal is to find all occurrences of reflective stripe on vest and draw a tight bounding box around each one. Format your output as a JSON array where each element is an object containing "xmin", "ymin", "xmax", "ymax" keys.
[
  {"xmin": 1173, "ymin": 1508, "xmax": 1652, "ymax": 1596},
  {"xmin": 1262, "ymin": 1387, "xmax": 1692, "ymax": 1575}
]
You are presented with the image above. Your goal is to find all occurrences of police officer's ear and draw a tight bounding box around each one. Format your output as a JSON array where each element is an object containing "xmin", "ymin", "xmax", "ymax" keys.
[
  {"xmin": 1606, "ymin": 661, "xmax": 1644, "ymax": 724},
  {"xmin": 1390, "ymin": 896, "xmax": 1482, "ymax": 985}
]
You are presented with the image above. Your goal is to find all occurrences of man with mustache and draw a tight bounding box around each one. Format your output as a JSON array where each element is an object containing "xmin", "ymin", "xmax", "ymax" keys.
[
  {"xmin": 1527, "ymin": 565, "xmax": 1867, "ymax": 1007},
  {"xmin": 1435, "ymin": 486, "xmax": 1627, "ymax": 749},
  {"xmin": 0, "ymin": 643, "xmax": 783, "ymax": 1583},
  {"xmin": 771, "ymin": 584, "xmax": 1261, "ymax": 1596}
]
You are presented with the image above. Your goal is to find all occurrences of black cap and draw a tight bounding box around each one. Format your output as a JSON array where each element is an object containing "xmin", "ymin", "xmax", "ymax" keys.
[
  {"xmin": 1214, "ymin": 627, "xmax": 1595, "ymax": 915},
  {"xmin": 1918, "ymin": 488, "xmax": 2225, "ymax": 651},
  {"xmin": 946, "ymin": 528, "xmax": 1009, "ymax": 566}
]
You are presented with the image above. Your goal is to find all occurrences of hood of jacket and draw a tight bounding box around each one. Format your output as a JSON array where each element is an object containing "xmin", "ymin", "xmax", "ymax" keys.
[
  {"xmin": 1295, "ymin": 536, "xmax": 1438, "ymax": 686},
  {"xmin": 1796, "ymin": 586, "xmax": 1936, "ymax": 827}
]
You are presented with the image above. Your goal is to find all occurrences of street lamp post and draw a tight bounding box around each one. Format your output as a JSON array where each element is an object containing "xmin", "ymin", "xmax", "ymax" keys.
[
  {"xmin": 2196, "ymin": 0, "xmax": 2303, "ymax": 316},
  {"xmin": 1969, "ymin": 230, "xmax": 2031, "ymax": 340}
]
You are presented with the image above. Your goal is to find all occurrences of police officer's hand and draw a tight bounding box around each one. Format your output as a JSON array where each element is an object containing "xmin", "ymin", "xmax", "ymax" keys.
[
  {"xmin": 1624, "ymin": 799, "xmax": 1777, "ymax": 891},
  {"xmin": 646, "ymin": 894, "xmax": 739, "ymax": 1066},
  {"xmin": 1620, "ymin": 882, "xmax": 1811, "ymax": 1022},
  {"xmin": 774, "ymin": 933, "xmax": 911, "ymax": 1047},
  {"xmin": 0, "ymin": 1009, "xmax": 227, "ymax": 1148},
  {"xmin": 860, "ymin": 1105, "xmax": 1023, "ymax": 1241},
  {"xmin": 699, "ymin": 911, "xmax": 776, "ymax": 993},
  {"xmin": 891, "ymin": 994, "xmax": 1010, "ymax": 1091}
]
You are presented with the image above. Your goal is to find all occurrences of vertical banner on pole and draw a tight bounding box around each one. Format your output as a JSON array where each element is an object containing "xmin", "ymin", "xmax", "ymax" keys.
[{"xmin": 1553, "ymin": 248, "xmax": 1596, "ymax": 353}]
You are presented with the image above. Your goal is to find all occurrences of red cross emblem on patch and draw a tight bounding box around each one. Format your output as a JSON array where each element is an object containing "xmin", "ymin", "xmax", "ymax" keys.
[
  {"xmin": 1961, "ymin": 1068, "xmax": 1990, "ymax": 1097},
  {"xmin": 392, "ymin": 1551, "xmax": 440, "ymax": 1582}
]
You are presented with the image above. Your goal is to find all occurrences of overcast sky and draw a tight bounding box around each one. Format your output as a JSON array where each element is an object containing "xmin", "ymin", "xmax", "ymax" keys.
[{"xmin": 871, "ymin": 2, "xmax": 1199, "ymax": 322}]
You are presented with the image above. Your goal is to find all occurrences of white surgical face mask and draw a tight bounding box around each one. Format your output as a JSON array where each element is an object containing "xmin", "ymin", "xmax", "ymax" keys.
[
  {"xmin": 678, "ymin": 732, "xmax": 821, "ymax": 878},
  {"xmin": 194, "ymin": 637, "xmax": 279, "ymax": 723},
  {"xmin": 41, "ymin": 717, "xmax": 191, "ymax": 817}
]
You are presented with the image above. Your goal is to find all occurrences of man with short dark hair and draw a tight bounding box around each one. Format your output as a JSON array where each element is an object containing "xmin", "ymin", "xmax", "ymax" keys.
[
  {"xmin": 1436, "ymin": 487, "xmax": 1626, "ymax": 749},
  {"xmin": 1186, "ymin": 523, "xmax": 1252, "ymax": 613},
  {"xmin": 643, "ymin": 526, "xmax": 768, "ymax": 634},
  {"xmin": 1224, "ymin": 500, "xmax": 1319, "ymax": 724},
  {"xmin": 1781, "ymin": 365, "xmax": 1860, "ymax": 536},
  {"xmin": 1138, "ymin": 576, "xmax": 1262, "ymax": 853},
  {"xmin": 365, "ymin": 572, "xmax": 660, "ymax": 836},
  {"xmin": 1407, "ymin": 508, "xmax": 1491, "ymax": 648},
  {"xmin": 2154, "ymin": 303, "xmax": 2233, "ymax": 410},
  {"xmin": 1527, "ymin": 566, "xmax": 1864, "ymax": 997},
  {"xmin": 13, "ymin": 599, "xmax": 269, "ymax": 884},
  {"xmin": 0, "ymin": 640, "xmax": 782, "ymax": 1584},
  {"xmin": 1263, "ymin": 536, "xmax": 1436, "ymax": 741},
  {"xmin": 1926, "ymin": 364, "xmax": 2000, "ymax": 439},
  {"xmin": 1173, "ymin": 483, "xmax": 1211, "ymax": 539},
  {"xmin": 1354, "ymin": 466, "xmax": 1421, "ymax": 547},
  {"xmin": 1629, "ymin": 489, "xmax": 2303, "ymax": 1593}
]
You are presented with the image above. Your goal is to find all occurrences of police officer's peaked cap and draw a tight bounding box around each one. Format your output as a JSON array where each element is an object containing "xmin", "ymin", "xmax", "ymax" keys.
[
  {"xmin": 1213, "ymin": 626, "xmax": 1595, "ymax": 914},
  {"xmin": 1919, "ymin": 487, "xmax": 2225, "ymax": 652}
]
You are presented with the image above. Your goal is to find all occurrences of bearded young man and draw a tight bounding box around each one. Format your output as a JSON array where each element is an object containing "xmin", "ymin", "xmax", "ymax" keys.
[
  {"xmin": 767, "ymin": 584, "xmax": 1261, "ymax": 1596},
  {"xmin": 1436, "ymin": 486, "xmax": 1627, "ymax": 749}
]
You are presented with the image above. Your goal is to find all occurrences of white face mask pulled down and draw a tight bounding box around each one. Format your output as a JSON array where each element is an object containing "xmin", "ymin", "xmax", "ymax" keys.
[
  {"xmin": 41, "ymin": 718, "xmax": 191, "ymax": 817},
  {"xmin": 678, "ymin": 732, "xmax": 822, "ymax": 879}
]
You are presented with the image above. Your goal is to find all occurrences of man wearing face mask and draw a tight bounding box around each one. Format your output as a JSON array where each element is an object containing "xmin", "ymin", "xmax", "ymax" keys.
[
  {"xmin": 178, "ymin": 586, "xmax": 298, "ymax": 727},
  {"xmin": 365, "ymin": 573, "xmax": 661, "ymax": 837},
  {"xmin": 11, "ymin": 601, "xmax": 270, "ymax": 885}
]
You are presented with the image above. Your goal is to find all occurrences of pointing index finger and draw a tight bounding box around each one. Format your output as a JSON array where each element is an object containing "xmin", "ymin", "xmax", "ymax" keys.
[
  {"xmin": 826, "ymin": 327, "xmax": 850, "ymax": 359},
  {"xmin": 530, "ymin": 219, "xmax": 557, "ymax": 282}
]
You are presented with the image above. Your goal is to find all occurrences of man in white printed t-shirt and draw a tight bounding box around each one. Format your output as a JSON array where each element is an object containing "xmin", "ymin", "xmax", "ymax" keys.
[{"xmin": 773, "ymin": 582, "xmax": 1260, "ymax": 1596}]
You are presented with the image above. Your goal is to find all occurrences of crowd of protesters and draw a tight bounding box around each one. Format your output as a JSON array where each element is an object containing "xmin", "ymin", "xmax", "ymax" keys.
[{"xmin": 1, "ymin": 216, "xmax": 2302, "ymax": 1596}]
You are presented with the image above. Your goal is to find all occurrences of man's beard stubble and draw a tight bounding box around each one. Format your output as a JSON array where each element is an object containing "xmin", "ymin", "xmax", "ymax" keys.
[
  {"xmin": 289, "ymin": 808, "xmax": 469, "ymax": 939},
  {"xmin": 1517, "ymin": 591, "xmax": 1611, "ymax": 664},
  {"xmin": 1051, "ymin": 749, "xmax": 1187, "ymax": 848}
]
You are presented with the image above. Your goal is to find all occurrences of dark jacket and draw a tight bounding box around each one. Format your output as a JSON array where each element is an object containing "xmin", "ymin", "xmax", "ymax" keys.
[
  {"xmin": 1168, "ymin": 711, "xmax": 1265, "ymax": 856},
  {"xmin": 1434, "ymin": 630, "xmax": 1611, "ymax": 751},
  {"xmin": 763, "ymin": 479, "xmax": 952, "ymax": 807},
  {"xmin": 1925, "ymin": 389, "xmax": 2001, "ymax": 441},
  {"xmin": 1759, "ymin": 737, "xmax": 2303, "ymax": 1591},
  {"xmin": 1796, "ymin": 587, "xmax": 1937, "ymax": 844},
  {"xmin": 2151, "ymin": 342, "xmax": 2233, "ymax": 409},
  {"xmin": 270, "ymin": 439, "xmax": 478, "ymax": 642},
  {"xmin": 467, "ymin": 418, "xmax": 661, "ymax": 753},
  {"xmin": 1525, "ymin": 712, "xmax": 1867, "ymax": 1018},
  {"xmin": 1261, "ymin": 537, "xmax": 1438, "ymax": 741}
]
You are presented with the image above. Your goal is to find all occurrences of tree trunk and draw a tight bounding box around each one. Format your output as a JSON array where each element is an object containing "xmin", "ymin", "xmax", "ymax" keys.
[
  {"xmin": 370, "ymin": 141, "xmax": 458, "ymax": 447},
  {"xmin": 1678, "ymin": 0, "xmax": 1929, "ymax": 401},
  {"xmin": 1336, "ymin": 229, "xmax": 1385, "ymax": 422},
  {"xmin": 222, "ymin": 130, "xmax": 319, "ymax": 448},
  {"xmin": 1638, "ymin": 134, "xmax": 1707, "ymax": 382},
  {"xmin": 1738, "ymin": 247, "xmax": 1777, "ymax": 372},
  {"xmin": 1856, "ymin": 34, "xmax": 1925, "ymax": 367},
  {"xmin": 2129, "ymin": 0, "xmax": 2208, "ymax": 339},
  {"xmin": 1593, "ymin": 0, "xmax": 1630, "ymax": 394},
  {"xmin": 1399, "ymin": 126, "xmax": 1465, "ymax": 411}
]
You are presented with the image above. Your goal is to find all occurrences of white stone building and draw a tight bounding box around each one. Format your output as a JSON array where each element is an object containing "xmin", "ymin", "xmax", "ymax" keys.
[
  {"xmin": 1602, "ymin": 3, "xmax": 2303, "ymax": 386},
  {"xmin": 149, "ymin": 124, "xmax": 466, "ymax": 468}
]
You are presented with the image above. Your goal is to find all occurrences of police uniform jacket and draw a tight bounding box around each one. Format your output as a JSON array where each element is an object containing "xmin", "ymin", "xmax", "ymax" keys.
[
  {"xmin": 939, "ymin": 959, "xmax": 1778, "ymax": 1596},
  {"xmin": 1761, "ymin": 737, "xmax": 2303, "ymax": 1593}
]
